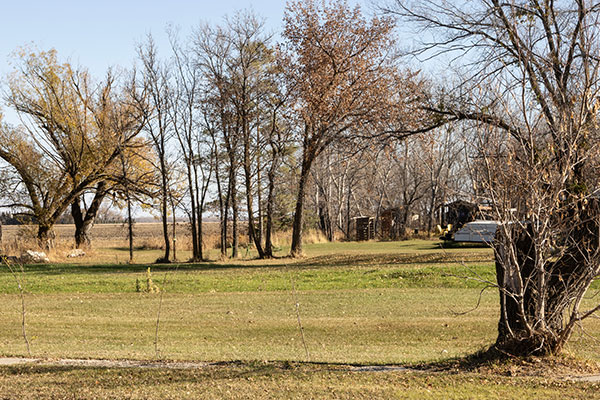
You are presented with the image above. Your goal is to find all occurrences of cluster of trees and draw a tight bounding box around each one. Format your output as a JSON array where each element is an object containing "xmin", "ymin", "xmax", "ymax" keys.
[
  {"xmin": 306, "ymin": 126, "xmax": 467, "ymax": 241},
  {"xmin": 0, "ymin": 0, "xmax": 433, "ymax": 260},
  {"xmin": 3, "ymin": 0, "xmax": 600, "ymax": 357}
]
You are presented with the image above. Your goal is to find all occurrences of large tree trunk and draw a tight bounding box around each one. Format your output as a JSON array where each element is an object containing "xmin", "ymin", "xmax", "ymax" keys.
[
  {"xmin": 243, "ymin": 152, "xmax": 265, "ymax": 259},
  {"xmin": 345, "ymin": 185, "xmax": 351, "ymax": 240},
  {"xmin": 159, "ymin": 166, "xmax": 171, "ymax": 263},
  {"xmin": 71, "ymin": 182, "xmax": 107, "ymax": 249},
  {"xmin": 222, "ymin": 180, "xmax": 230, "ymax": 259},
  {"xmin": 256, "ymin": 127, "xmax": 264, "ymax": 248},
  {"xmin": 264, "ymin": 147, "xmax": 281, "ymax": 259},
  {"xmin": 171, "ymin": 200, "xmax": 177, "ymax": 262},
  {"xmin": 264, "ymin": 170, "xmax": 275, "ymax": 258},
  {"xmin": 215, "ymin": 151, "xmax": 227, "ymax": 259},
  {"xmin": 318, "ymin": 204, "xmax": 333, "ymax": 242},
  {"xmin": 194, "ymin": 162, "xmax": 206, "ymax": 261},
  {"xmin": 494, "ymin": 226, "xmax": 548, "ymax": 355},
  {"xmin": 493, "ymin": 216, "xmax": 596, "ymax": 356},
  {"xmin": 197, "ymin": 165, "xmax": 211, "ymax": 262},
  {"xmin": 231, "ymin": 179, "xmax": 239, "ymax": 259},
  {"xmin": 188, "ymin": 161, "xmax": 199, "ymax": 261},
  {"xmin": 126, "ymin": 191, "xmax": 134, "ymax": 263},
  {"xmin": 290, "ymin": 155, "xmax": 313, "ymax": 257},
  {"xmin": 37, "ymin": 223, "xmax": 55, "ymax": 250}
]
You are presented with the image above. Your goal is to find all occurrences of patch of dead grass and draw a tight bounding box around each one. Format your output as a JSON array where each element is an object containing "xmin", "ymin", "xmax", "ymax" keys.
[{"xmin": 416, "ymin": 346, "xmax": 600, "ymax": 379}]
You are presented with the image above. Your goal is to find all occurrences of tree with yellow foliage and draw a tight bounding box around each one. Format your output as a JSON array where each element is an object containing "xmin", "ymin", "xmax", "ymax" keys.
[{"xmin": 0, "ymin": 49, "xmax": 147, "ymax": 247}]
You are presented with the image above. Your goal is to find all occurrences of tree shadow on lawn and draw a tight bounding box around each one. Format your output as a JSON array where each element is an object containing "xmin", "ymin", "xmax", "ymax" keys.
[
  {"xmin": 435, "ymin": 241, "xmax": 490, "ymax": 250},
  {"xmin": 2, "ymin": 351, "xmax": 597, "ymax": 383},
  {"xmin": 414, "ymin": 346, "xmax": 600, "ymax": 377},
  {"xmin": 15, "ymin": 261, "xmax": 264, "ymax": 276},
  {"xmin": 0, "ymin": 360, "xmax": 348, "ymax": 384},
  {"xmin": 11, "ymin": 251, "xmax": 494, "ymax": 277},
  {"xmin": 293, "ymin": 253, "xmax": 493, "ymax": 268}
]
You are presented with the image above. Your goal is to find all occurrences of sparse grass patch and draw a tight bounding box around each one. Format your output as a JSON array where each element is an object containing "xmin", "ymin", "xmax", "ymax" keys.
[{"xmin": 1, "ymin": 362, "xmax": 599, "ymax": 399}]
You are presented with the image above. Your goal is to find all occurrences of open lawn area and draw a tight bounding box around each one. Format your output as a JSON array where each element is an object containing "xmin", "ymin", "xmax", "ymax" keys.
[{"xmin": 2, "ymin": 240, "xmax": 600, "ymax": 398}]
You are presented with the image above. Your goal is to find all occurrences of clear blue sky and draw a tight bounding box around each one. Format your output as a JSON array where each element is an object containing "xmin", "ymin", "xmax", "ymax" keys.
[
  {"xmin": 0, "ymin": 0, "xmax": 291, "ymax": 77},
  {"xmin": 0, "ymin": 0, "xmax": 370, "ymax": 78}
]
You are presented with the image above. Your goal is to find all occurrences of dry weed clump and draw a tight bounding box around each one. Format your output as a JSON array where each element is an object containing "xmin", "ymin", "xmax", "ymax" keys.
[
  {"xmin": 0, "ymin": 225, "xmax": 99, "ymax": 262},
  {"xmin": 0, "ymin": 223, "xmax": 337, "ymax": 260}
]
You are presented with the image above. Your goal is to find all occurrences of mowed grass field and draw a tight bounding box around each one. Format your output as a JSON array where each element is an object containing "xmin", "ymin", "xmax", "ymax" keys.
[{"xmin": 1, "ymin": 237, "xmax": 600, "ymax": 398}]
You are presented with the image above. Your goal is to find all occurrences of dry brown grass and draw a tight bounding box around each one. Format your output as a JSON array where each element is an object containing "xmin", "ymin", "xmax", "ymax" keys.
[{"xmin": 0, "ymin": 223, "xmax": 330, "ymax": 261}]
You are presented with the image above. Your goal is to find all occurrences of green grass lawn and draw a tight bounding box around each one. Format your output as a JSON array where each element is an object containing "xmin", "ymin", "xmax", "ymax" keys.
[{"xmin": 2, "ymin": 240, "xmax": 600, "ymax": 399}]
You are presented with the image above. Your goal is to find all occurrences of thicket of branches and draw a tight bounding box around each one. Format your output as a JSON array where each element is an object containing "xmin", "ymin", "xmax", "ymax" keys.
[
  {"xmin": 384, "ymin": 0, "xmax": 600, "ymax": 356},
  {"xmin": 0, "ymin": 1, "xmax": 459, "ymax": 258}
]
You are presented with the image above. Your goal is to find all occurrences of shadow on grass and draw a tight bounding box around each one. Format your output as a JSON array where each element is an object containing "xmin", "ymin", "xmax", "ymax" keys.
[
  {"xmin": 3, "ymin": 350, "xmax": 596, "ymax": 380},
  {"xmin": 435, "ymin": 241, "xmax": 491, "ymax": 250},
  {"xmin": 0, "ymin": 360, "xmax": 340, "ymax": 382},
  {"xmin": 293, "ymin": 253, "xmax": 492, "ymax": 269},
  {"xmin": 413, "ymin": 346, "xmax": 510, "ymax": 373},
  {"xmin": 2, "ymin": 250, "xmax": 495, "ymax": 277},
  {"xmin": 413, "ymin": 346, "xmax": 600, "ymax": 377}
]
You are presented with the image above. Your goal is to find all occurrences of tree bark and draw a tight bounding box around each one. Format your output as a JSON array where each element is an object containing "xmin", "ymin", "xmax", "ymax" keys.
[
  {"xmin": 126, "ymin": 191, "xmax": 134, "ymax": 263},
  {"xmin": 71, "ymin": 182, "xmax": 107, "ymax": 249},
  {"xmin": 243, "ymin": 148, "xmax": 266, "ymax": 258},
  {"xmin": 188, "ymin": 161, "xmax": 199, "ymax": 261},
  {"xmin": 493, "ymin": 219, "xmax": 594, "ymax": 356},
  {"xmin": 194, "ymin": 164, "xmax": 203, "ymax": 261},
  {"xmin": 223, "ymin": 178, "xmax": 230, "ymax": 259},
  {"xmin": 196, "ymin": 161, "xmax": 211, "ymax": 261},
  {"xmin": 231, "ymin": 177, "xmax": 239, "ymax": 258},
  {"xmin": 171, "ymin": 199, "xmax": 177, "ymax": 262},
  {"xmin": 37, "ymin": 223, "xmax": 55, "ymax": 250},
  {"xmin": 214, "ymin": 149, "xmax": 227, "ymax": 258},
  {"xmin": 159, "ymin": 170, "xmax": 171, "ymax": 263},
  {"xmin": 346, "ymin": 185, "xmax": 351, "ymax": 240},
  {"xmin": 264, "ymin": 169, "xmax": 275, "ymax": 258},
  {"xmin": 290, "ymin": 155, "xmax": 314, "ymax": 257}
]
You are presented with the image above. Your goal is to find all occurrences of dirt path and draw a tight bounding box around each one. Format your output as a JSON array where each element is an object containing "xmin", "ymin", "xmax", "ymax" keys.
[
  {"xmin": 1, "ymin": 357, "xmax": 598, "ymax": 381},
  {"xmin": 0, "ymin": 357, "xmax": 410, "ymax": 372}
]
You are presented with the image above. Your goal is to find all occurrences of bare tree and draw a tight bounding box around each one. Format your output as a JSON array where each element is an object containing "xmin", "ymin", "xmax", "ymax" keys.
[
  {"xmin": 226, "ymin": 11, "xmax": 272, "ymax": 259},
  {"xmin": 283, "ymin": 0, "xmax": 399, "ymax": 256},
  {"xmin": 261, "ymin": 60, "xmax": 294, "ymax": 257},
  {"xmin": 385, "ymin": 0, "xmax": 600, "ymax": 356},
  {"xmin": 137, "ymin": 36, "xmax": 174, "ymax": 263},
  {"xmin": 168, "ymin": 27, "xmax": 210, "ymax": 261},
  {"xmin": 194, "ymin": 21, "xmax": 242, "ymax": 259},
  {"xmin": 414, "ymin": 127, "xmax": 465, "ymax": 233}
]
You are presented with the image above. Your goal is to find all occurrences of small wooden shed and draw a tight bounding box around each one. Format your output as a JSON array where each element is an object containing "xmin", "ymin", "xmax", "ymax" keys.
[{"xmin": 355, "ymin": 216, "xmax": 375, "ymax": 241}]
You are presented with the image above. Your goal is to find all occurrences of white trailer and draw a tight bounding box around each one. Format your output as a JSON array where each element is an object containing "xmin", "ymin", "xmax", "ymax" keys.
[{"xmin": 453, "ymin": 220, "xmax": 499, "ymax": 243}]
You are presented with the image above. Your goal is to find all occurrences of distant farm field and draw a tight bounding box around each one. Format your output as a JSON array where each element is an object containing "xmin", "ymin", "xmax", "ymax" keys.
[
  {"xmin": 0, "ymin": 222, "xmax": 351, "ymax": 263},
  {"xmin": 0, "ymin": 222, "xmax": 247, "ymax": 263},
  {"xmin": 1, "ymin": 221, "xmax": 220, "ymax": 247}
]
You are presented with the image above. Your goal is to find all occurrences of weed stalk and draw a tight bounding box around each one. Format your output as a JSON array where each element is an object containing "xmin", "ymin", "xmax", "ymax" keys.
[
  {"xmin": 2, "ymin": 257, "xmax": 31, "ymax": 356},
  {"xmin": 291, "ymin": 273, "xmax": 310, "ymax": 361}
]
